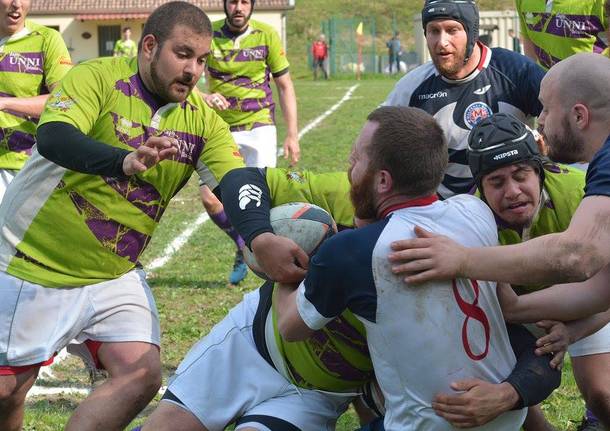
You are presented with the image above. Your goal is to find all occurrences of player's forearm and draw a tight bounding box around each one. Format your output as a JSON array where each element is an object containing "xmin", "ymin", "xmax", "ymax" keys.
[
  {"xmin": 276, "ymin": 283, "xmax": 312, "ymax": 342},
  {"xmin": 276, "ymin": 77, "xmax": 298, "ymax": 138},
  {"xmin": 504, "ymin": 323, "xmax": 561, "ymax": 408},
  {"xmin": 37, "ymin": 122, "xmax": 129, "ymax": 177},
  {"xmin": 0, "ymin": 94, "xmax": 51, "ymax": 118},
  {"xmin": 505, "ymin": 268, "xmax": 610, "ymax": 323},
  {"xmin": 463, "ymin": 233, "xmax": 591, "ymax": 285},
  {"xmin": 219, "ymin": 167, "xmax": 273, "ymax": 247}
]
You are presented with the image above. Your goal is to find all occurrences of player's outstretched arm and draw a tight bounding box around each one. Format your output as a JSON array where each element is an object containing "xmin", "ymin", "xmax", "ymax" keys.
[
  {"xmin": 220, "ymin": 167, "xmax": 308, "ymax": 283},
  {"xmin": 390, "ymin": 196, "xmax": 610, "ymax": 287},
  {"xmin": 499, "ymin": 266, "xmax": 610, "ymax": 323},
  {"xmin": 37, "ymin": 122, "xmax": 177, "ymax": 177},
  {"xmin": 0, "ymin": 94, "xmax": 52, "ymax": 119},
  {"xmin": 274, "ymin": 73, "xmax": 299, "ymax": 165}
]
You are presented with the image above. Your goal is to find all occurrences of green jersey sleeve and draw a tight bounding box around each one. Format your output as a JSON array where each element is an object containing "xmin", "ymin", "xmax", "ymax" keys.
[
  {"xmin": 39, "ymin": 60, "xmax": 109, "ymax": 135},
  {"xmin": 42, "ymin": 29, "xmax": 72, "ymax": 88},
  {"xmin": 267, "ymin": 28, "xmax": 289, "ymax": 75},
  {"xmin": 265, "ymin": 168, "xmax": 355, "ymax": 228},
  {"xmin": 196, "ymin": 105, "xmax": 245, "ymax": 188}
]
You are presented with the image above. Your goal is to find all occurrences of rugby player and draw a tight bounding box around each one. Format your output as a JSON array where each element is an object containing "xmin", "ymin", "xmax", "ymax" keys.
[
  {"xmin": 0, "ymin": 0, "xmax": 71, "ymax": 201},
  {"xmin": 430, "ymin": 113, "xmax": 610, "ymax": 430},
  {"xmin": 385, "ymin": 0, "xmax": 545, "ymax": 199},
  {"xmin": 0, "ymin": 2, "xmax": 298, "ymax": 430},
  {"xmin": 515, "ymin": 0, "xmax": 608, "ymax": 69},
  {"xmin": 387, "ymin": 53, "xmax": 610, "ymax": 422},
  {"xmin": 272, "ymin": 106, "xmax": 546, "ymax": 431},
  {"xmin": 198, "ymin": 0, "xmax": 299, "ymax": 285},
  {"xmin": 140, "ymin": 107, "xmax": 559, "ymax": 431}
]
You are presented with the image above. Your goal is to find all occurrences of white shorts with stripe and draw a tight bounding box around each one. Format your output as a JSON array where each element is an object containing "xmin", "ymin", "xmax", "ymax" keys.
[
  {"xmin": 164, "ymin": 288, "xmax": 353, "ymax": 431},
  {"xmin": 0, "ymin": 269, "xmax": 160, "ymax": 367}
]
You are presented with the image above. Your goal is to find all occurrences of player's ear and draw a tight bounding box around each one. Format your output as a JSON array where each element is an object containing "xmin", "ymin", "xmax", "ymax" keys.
[
  {"xmin": 377, "ymin": 170, "xmax": 393, "ymax": 194},
  {"xmin": 140, "ymin": 34, "xmax": 158, "ymax": 60}
]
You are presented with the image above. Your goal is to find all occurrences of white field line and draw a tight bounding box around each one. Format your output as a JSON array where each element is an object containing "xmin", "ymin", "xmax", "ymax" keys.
[
  {"xmin": 146, "ymin": 212, "xmax": 210, "ymax": 271},
  {"xmin": 28, "ymin": 384, "xmax": 169, "ymax": 398},
  {"xmin": 29, "ymin": 84, "xmax": 358, "ymax": 398},
  {"xmin": 277, "ymin": 84, "xmax": 360, "ymax": 157}
]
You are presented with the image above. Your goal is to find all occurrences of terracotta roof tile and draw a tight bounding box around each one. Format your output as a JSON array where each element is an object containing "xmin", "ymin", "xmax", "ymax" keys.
[{"xmin": 31, "ymin": 0, "xmax": 293, "ymax": 14}]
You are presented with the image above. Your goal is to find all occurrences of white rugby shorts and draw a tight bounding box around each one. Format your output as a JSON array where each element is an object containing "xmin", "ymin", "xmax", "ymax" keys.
[
  {"xmin": 164, "ymin": 288, "xmax": 352, "ymax": 431},
  {"xmin": 0, "ymin": 269, "xmax": 160, "ymax": 368},
  {"xmin": 569, "ymin": 322, "xmax": 610, "ymax": 357},
  {"xmin": 233, "ymin": 125, "xmax": 278, "ymax": 168}
]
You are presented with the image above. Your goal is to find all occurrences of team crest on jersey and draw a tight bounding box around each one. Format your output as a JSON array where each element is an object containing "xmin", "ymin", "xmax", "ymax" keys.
[
  {"xmin": 285, "ymin": 171, "xmax": 305, "ymax": 183},
  {"xmin": 48, "ymin": 90, "xmax": 76, "ymax": 112},
  {"xmin": 463, "ymin": 102, "xmax": 492, "ymax": 129}
]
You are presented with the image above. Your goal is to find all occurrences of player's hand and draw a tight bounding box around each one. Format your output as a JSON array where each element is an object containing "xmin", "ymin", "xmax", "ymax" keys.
[
  {"xmin": 534, "ymin": 320, "xmax": 569, "ymax": 370},
  {"xmin": 388, "ymin": 226, "xmax": 467, "ymax": 285},
  {"xmin": 251, "ymin": 232, "xmax": 308, "ymax": 283},
  {"xmin": 283, "ymin": 135, "xmax": 300, "ymax": 166},
  {"xmin": 0, "ymin": 97, "xmax": 5, "ymax": 111},
  {"xmin": 432, "ymin": 380, "xmax": 519, "ymax": 428},
  {"xmin": 122, "ymin": 136, "xmax": 178, "ymax": 176},
  {"xmin": 204, "ymin": 93, "xmax": 229, "ymax": 110}
]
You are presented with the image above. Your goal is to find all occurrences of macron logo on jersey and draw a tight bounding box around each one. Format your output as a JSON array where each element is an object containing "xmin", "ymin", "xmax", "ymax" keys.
[
  {"xmin": 418, "ymin": 91, "xmax": 448, "ymax": 101},
  {"xmin": 239, "ymin": 184, "xmax": 262, "ymax": 210}
]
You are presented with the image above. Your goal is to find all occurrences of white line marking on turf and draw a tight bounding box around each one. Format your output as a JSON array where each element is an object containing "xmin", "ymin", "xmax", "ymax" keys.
[
  {"xmin": 146, "ymin": 212, "xmax": 210, "ymax": 271},
  {"xmin": 29, "ymin": 84, "xmax": 359, "ymax": 398},
  {"xmin": 277, "ymin": 84, "xmax": 360, "ymax": 157}
]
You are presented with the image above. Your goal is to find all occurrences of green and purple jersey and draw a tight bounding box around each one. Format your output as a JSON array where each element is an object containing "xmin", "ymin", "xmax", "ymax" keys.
[
  {"xmin": 517, "ymin": 0, "xmax": 608, "ymax": 69},
  {"xmin": 0, "ymin": 56, "xmax": 243, "ymax": 287},
  {"xmin": 0, "ymin": 20, "xmax": 71, "ymax": 170},
  {"xmin": 494, "ymin": 164, "xmax": 585, "ymax": 293},
  {"xmin": 113, "ymin": 38, "xmax": 137, "ymax": 58},
  {"xmin": 261, "ymin": 168, "xmax": 373, "ymax": 392},
  {"xmin": 207, "ymin": 19, "xmax": 289, "ymax": 131}
]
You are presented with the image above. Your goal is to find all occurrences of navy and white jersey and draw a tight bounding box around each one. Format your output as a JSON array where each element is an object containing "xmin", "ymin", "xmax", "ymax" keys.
[
  {"xmin": 296, "ymin": 195, "xmax": 527, "ymax": 431},
  {"xmin": 584, "ymin": 135, "xmax": 610, "ymax": 198},
  {"xmin": 384, "ymin": 43, "xmax": 545, "ymax": 198}
]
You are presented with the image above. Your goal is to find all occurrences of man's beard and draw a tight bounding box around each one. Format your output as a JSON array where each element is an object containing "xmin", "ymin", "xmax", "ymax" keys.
[
  {"xmin": 431, "ymin": 46, "xmax": 467, "ymax": 78},
  {"xmin": 350, "ymin": 170, "xmax": 378, "ymax": 221},
  {"xmin": 546, "ymin": 117, "xmax": 586, "ymax": 164},
  {"xmin": 150, "ymin": 56, "xmax": 192, "ymax": 104},
  {"xmin": 228, "ymin": 10, "xmax": 251, "ymax": 29}
]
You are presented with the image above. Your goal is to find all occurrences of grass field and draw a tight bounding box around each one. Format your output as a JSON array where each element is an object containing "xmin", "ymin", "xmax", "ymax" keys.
[{"xmin": 25, "ymin": 78, "xmax": 586, "ymax": 430}]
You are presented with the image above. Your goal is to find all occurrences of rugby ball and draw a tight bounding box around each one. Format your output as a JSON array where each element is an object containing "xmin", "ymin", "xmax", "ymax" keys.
[{"xmin": 244, "ymin": 202, "xmax": 337, "ymax": 280}]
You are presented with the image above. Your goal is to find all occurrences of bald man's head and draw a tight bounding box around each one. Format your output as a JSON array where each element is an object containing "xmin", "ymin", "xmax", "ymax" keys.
[
  {"xmin": 544, "ymin": 53, "xmax": 610, "ymax": 118},
  {"xmin": 539, "ymin": 53, "xmax": 610, "ymax": 163}
]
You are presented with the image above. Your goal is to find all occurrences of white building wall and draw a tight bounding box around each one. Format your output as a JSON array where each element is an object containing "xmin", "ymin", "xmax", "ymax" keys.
[{"xmin": 414, "ymin": 10, "xmax": 522, "ymax": 64}]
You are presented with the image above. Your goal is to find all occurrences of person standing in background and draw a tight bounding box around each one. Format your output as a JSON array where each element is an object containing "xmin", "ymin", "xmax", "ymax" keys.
[
  {"xmin": 386, "ymin": 31, "xmax": 401, "ymax": 74},
  {"xmin": 508, "ymin": 28, "xmax": 521, "ymax": 53},
  {"xmin": 198, "ymin": 0, "xmax": 300, "ymax": 285},
  {"xmin": 312, "ymin": 33, "xmax": 328, "ymax": 80},
  {"xmin": 0, "ymin": 0, "xmax": 72, "ymax": 202},
  {"xmin": 113, "ymin": 27, "xmax": 137, "ymax": 58}
]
